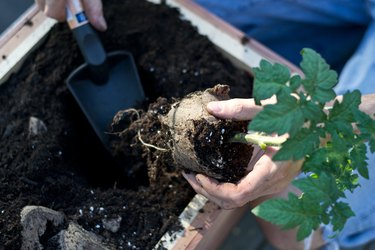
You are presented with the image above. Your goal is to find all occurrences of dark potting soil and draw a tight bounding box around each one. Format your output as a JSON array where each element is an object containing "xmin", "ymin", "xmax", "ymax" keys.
[
  {"xmin": 190, "ymin": 119, "xmax": 253, "ymax": 182},
  {"xmin": 0, "ymin": 0, "xmax": 252, "ymax": 249}
]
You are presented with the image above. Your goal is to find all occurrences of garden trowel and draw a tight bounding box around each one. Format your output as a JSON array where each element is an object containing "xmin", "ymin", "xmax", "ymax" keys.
[{"xmin": 66, "ymin": 0, "xmax": 145, "ymax": 149}]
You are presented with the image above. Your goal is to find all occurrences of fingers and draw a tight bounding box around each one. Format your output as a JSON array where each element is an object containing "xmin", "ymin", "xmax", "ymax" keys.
[
  {"xmin": 36, "ymin": 0, "xmax": 66, "ymax": 21},
  {"xmin": 82, "ymin": 0, "xmax": 107, "ymax": 31},
  {"xmin": 182, "ymin": 172, "xmax": 213, "ymax": 202},
  {"xmin": 182, "ymin": 143, "xmax": 302, "ymax": 211},
  {"xmin": 35, "ymin": 0, "xmax": 107, "ymax": 31},
  {"xmin": 207, "ymin": 95, "xmax": 277, "ymax": 121},
  {"xmin": 182, "ymin": 172, "xmax": 248, "ymax": 209},
  {"xmin": 207, "ymin": 99, "xmax": 260, "ymax": 120},
  {"xmin": 247, "ymin": 145, "xmax": 264, "ymax": 172}
]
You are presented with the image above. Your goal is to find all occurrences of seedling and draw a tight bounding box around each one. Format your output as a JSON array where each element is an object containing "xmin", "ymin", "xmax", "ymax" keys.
[{"xmin": 238, "ymin": 48, "xmax": 375, "ymax": 240}]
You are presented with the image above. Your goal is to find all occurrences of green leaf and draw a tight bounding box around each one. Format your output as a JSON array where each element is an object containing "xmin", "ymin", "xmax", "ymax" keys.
[
  {"xmin": 253, "ymin": 60, "xmax": 291, "ymax": 104},
  {"xmin": 249, "ymin": 94, "xmax": 304, "ymax": 137},
  {"xmin": 329, "ymin": 91, "xmax": 361, "ymax": 123},
  {"xmin": 252, "ymin": 193, "xmax": 322, "ymax": 241},
  {"xmin": 330, "ymin": 202, "xmax": 355, "ymax": 232},
  {"xmin": 252, "ymin": 174, "xmax": 353, "ymax": 241},
  {"xmin": 245, "ymin": 48, "xmax": 370, "ymax": 241},
  {"xmin": 353, "ymin": 109, "xmax": 375, "ymax": 153},
  {"xmin": 252, "ymin": 194, "xmax": 303, "ymax": 230},
  {"xmin": 273, "ymin": 128, "xmax": 320, "ymax": 161},
  {"xmin": 297, "ymin": 220, "xmax": 317, "ymax": 241},
  {"xmin": 293, "ymin": 173, "xmax": 342, "ymax": 206},
  {"xmin": 303, "ymin": 147, "xmax": 330, "ymax": 173},
  {"xmin": 290, "ymin": 74, "xmax": 302, "ymax": 91},
  {"xmin": 301, "ymin": 98, "xmax": 326, "ymax": 124},
  {"xmin": 350, "ymin": 143, "xmax": 369, "ymax": 179},
  {"xmin": 300, "ymin": 48, "xmax": 338, "ymax": 103}
]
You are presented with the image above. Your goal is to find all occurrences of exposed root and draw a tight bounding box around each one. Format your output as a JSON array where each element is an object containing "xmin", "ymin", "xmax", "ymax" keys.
[
  {"xmin": 125, "ymin": 108, "xmax": 170, "ymax": 152},
  {"xmin": 137, "ymin": 130, "xmax": 169, "ymax": 151}
]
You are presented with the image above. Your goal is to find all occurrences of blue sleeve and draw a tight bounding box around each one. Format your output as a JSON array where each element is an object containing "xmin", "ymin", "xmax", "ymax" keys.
[
  {"xmin": 195, "ymin": 0, "xmax": 371, "ymax": 71},
  {"xmin": 336, "ymin": 20, "xmax": 375, "ymax": 95}
]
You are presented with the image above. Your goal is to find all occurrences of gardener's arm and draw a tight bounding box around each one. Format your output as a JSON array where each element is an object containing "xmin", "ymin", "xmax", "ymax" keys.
[
  {"xmin": 359, "ymin": 93, "xmax": 375, "ymax": 117},
  {"xmin": 35, "ymin": 0, "xmax": 107, "ymax": 31}
]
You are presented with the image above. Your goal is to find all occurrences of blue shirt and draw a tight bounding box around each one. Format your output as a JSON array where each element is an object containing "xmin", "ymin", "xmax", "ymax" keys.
[{"xmin": 195, "ymin": 0, "xmax": 374, "ymax": 93}]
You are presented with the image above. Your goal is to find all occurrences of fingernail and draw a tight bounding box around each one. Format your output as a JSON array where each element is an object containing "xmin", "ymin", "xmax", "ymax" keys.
[
  {"xmin": 95, "ymin": 16, "xmax": 107, "ymax": 31},
  {"xmin": 181, "ymin": 172, "xmax": 187, "ymax": 178},
  {"xmin": 196, "ymin": 176, "xmax": 202, "ymax": 185},
  {"xmin": 207, "ymin": 101, "xmax": 222, "ymax": 114},
  {"xmin": 100, "ymin": 16, "xmax": 108, "ymax": 30}
]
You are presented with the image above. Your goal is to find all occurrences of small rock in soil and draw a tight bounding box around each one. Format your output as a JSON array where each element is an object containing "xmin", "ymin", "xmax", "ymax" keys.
[
  {"xmin": 20, "ymin": 206, "xmax": 65, "ymax": 250},
  {"xmin": 48, "ymin": 222, "xmax": 113, "ymax": 250},
  {"xmin": 28, "ymin": 116, "xmax": 47, "ymax": 136},
  {"xmin": 102, "ymin": 216, "xmax": 122, "ymax": 233}
]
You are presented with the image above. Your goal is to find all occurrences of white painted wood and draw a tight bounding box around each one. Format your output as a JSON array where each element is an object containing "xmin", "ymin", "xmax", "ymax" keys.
[
  {"xmin": 154, "ymin": 194, "xmax": 208, "ymax": 249},
  {"xmin": 0, "ymin": 7, "xmax": 56, "ymax": 84}
]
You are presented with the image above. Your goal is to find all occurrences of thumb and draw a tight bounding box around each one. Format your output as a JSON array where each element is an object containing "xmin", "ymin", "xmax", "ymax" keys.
[
  {"xmin": 82, "ymin": 0, "xmax": 107, "ymax": 31},
  {"xmin": 207, "ymin": 98, "xmax": 260, "ymax": 120},
  {"xmin": 41, "ymin": 0, "xmax": 67, "ymax": 21}
]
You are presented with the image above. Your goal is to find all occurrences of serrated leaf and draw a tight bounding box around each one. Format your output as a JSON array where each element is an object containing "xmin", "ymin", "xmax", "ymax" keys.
[
  {"xmin": 252, "ymin": 193, "xmax": 310, "ymax": 229},
  {"xmin": 297, "ymin": 220, "xmax": 317, "ymax": 241},
  {"xmin": 290, "ymin": 74, "xmax": 302, "ymax": 91},
  {"xmin": 330, "ymin": 202, "xmax": 355, "ymax": 232},
  {"xmin": 350, "ymin": 143, "xmax": 369, "ymax": 179},
  {"xmin": 244, "ymin": 48, "xmax": 369, "ymax": 241},
  {"xmin": 252, "ymin": 193, "xmax": 321, "ymax": 241},
  {"xmin": 303, "ymin": 147, "xmax": 330, "ymax": 173},
  {"xmin": 249, "ymin": 94, "xmax": 304, "ymax": 137},
  {"xmin": 325, "ymin": 120, "xmax": 357, "ymax": 138},
  {"xmin": 300, "ymin": 48, "xmax": 338, "ymax": 103},
  {"xmin": 273, "ymin": 128, "xmax": 320, "ymax": 161},
  {"xmin": 302, "ymin": 100, "xmax": 326, "ymax": 124},
  {"xmin": 300, "ymin": 130, "xmax": 352, "ymax": 175},
  {"xmin": 329, "ymin": 91, "xmax": 361, "ymax": 123},
  {"xmin": 353, "ymin": 109, "xmax": 375, "ymax": 153},
  {"xmin": 293, "ymin": 173, "xmax": 342, "ymax": 206},
  {"xmin": 253, "ymin": 60, "xmax": 291, "ymax": 104}
]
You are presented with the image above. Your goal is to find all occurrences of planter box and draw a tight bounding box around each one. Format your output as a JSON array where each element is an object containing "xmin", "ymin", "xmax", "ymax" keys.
[{"xmin": 0, "ymin": 1, "xmax": 297, "ymax": 249}]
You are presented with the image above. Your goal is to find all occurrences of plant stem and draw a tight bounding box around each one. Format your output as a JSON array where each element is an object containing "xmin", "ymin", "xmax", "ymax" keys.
[{"xmin": 232, "ymin": 132, "xmax": 286, "ymax": 150}]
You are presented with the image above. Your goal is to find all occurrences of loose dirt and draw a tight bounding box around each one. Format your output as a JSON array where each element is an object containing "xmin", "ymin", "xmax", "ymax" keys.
[{"xmin": 0, "ymin": 0, "xmax": 252, "ymax": 249}]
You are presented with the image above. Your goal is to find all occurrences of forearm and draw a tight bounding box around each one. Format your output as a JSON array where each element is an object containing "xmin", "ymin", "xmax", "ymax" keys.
[{"xmin": 359, "ymin": 93, "xmax": 375, "ymax": 118}]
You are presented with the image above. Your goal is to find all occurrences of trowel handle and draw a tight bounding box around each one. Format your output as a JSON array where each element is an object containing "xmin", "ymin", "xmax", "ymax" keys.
[{"xmin": 66, "ymin": 0, "xmax": 108, "ymax": 83}]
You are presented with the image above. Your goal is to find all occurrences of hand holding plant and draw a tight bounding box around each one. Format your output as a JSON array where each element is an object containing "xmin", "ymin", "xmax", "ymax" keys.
[
  {"xmin": 183, "ymin": 98, "xmax": 302, "ymax": 209},
  {"xmin": 185, "ymin": 48, "xmax": 375, "ymax": 241}
]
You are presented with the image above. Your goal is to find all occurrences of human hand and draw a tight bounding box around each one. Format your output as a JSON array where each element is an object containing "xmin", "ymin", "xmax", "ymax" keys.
[
  {"xmin": 35, "ymin": 0, "xmax": 107, "ymax": 31},
  {"xmin": 182, "ymin": 98, "xmax": 303, "ymax": 209}
]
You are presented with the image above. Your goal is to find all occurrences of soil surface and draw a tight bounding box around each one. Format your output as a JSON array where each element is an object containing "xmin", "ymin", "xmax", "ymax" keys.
[{"xmin": 0, "ymin": 0, "xmax": 252, "ymax": 249}]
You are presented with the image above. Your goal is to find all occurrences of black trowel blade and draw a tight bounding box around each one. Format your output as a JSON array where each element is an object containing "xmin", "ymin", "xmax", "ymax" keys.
[{"xmin": 67, "ymin": 51, "xmax": 145, "ymax": 148}]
